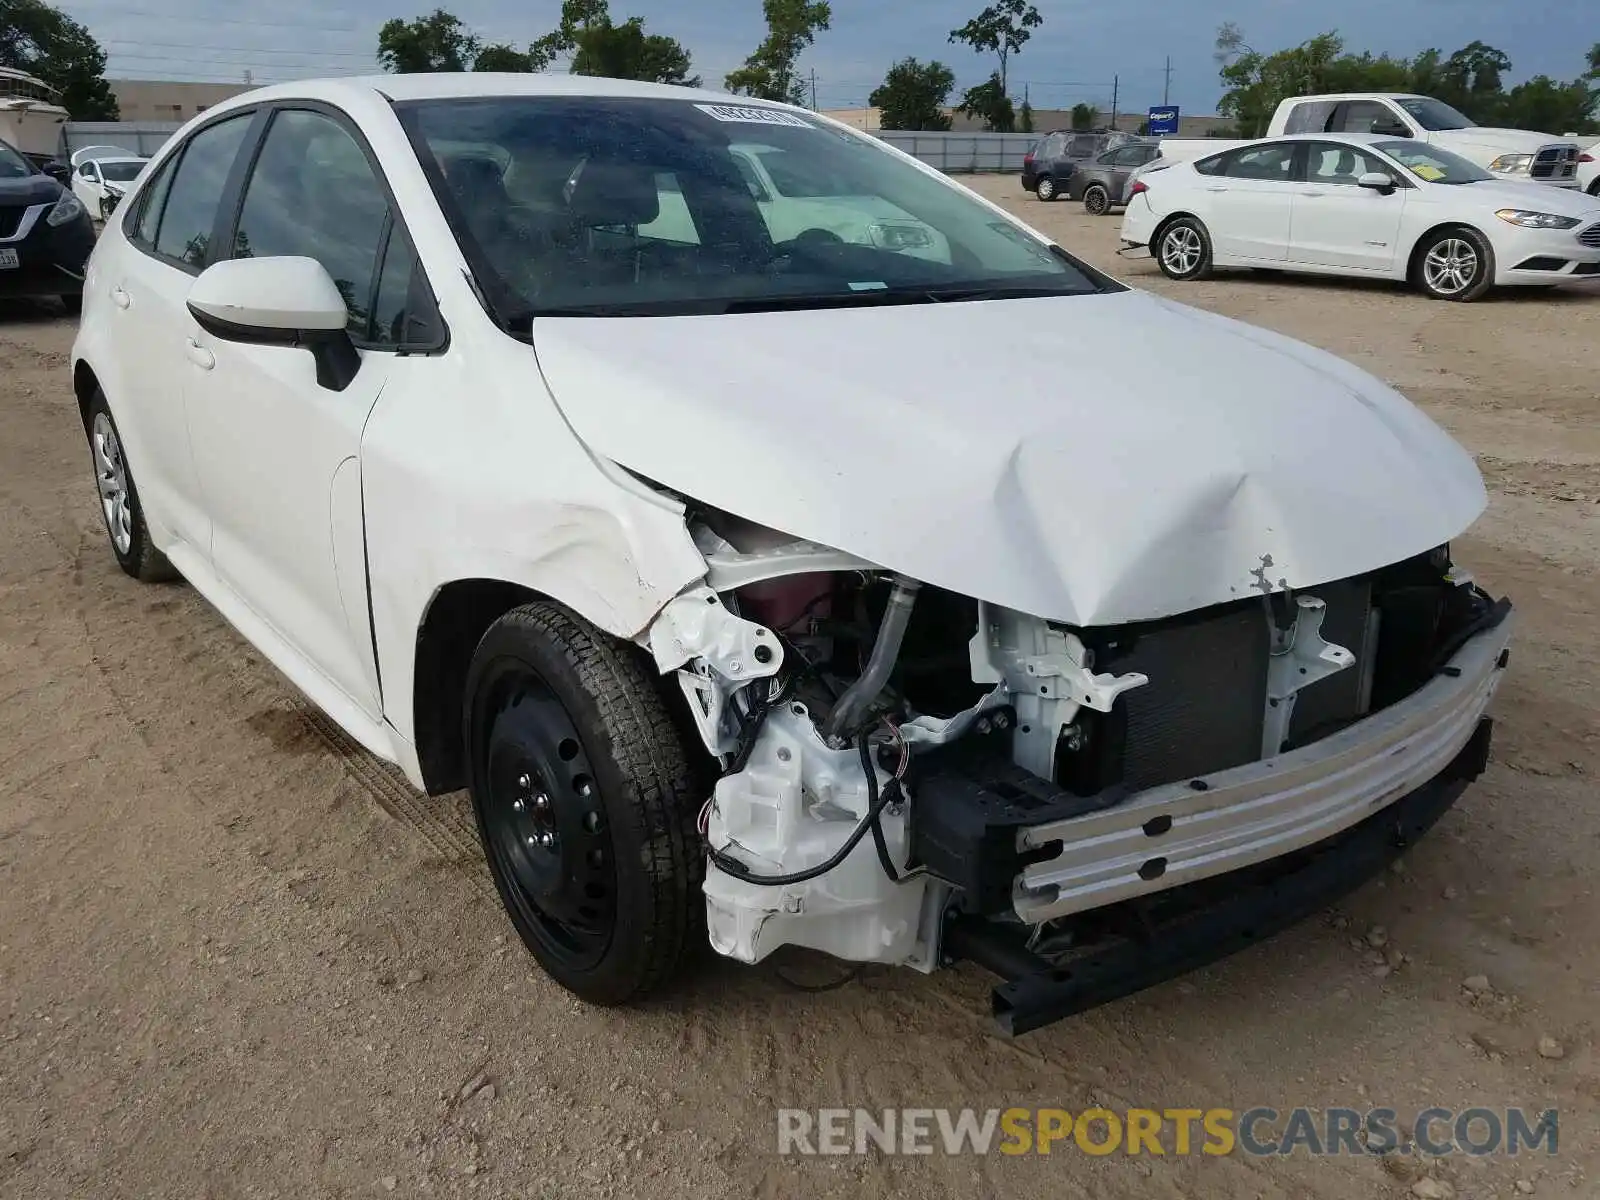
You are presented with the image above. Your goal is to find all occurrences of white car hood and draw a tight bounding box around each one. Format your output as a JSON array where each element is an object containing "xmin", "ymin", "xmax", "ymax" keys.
[
  {"xmin": 533, "ymin": 290, "xmax": 1487, "ymax": 626},
  {"xmin": 1446, "ymin": 128, "xmax": 1570, "ymax": 156},
  {"xmin": 1451, "ymin": 178, "xmax": 1600, "ymax": 218}
]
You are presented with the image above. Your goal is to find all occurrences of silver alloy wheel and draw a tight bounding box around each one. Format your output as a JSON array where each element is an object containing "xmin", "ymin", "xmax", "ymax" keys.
[
  {"xmin": 1036, "ymin": 177, "xmax": 1055, "ymax": 201},
  {"xmin": 1161, "ymin": 225, "xmax": 1203, "ymax": 276},
  {"xmin": 1422, "ymin": 238, "xmax": 1478, "ymax": 296},
  {"xmin": 92, "ymin": 412, "xmax": 133, "ymax": 555}
]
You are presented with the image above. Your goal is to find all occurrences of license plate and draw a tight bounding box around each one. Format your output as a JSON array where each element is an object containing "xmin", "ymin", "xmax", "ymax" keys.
[{"xmin": 0, "ymin": 249, "xmax": 18, "ymax": 270}]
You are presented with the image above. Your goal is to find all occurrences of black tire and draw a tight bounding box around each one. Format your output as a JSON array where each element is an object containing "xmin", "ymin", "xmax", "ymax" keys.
[
  {"xmin": 60, "ymin": 293, "xmax": 82, "ymax": 317},
  {"xmin": 1413, "ymin": 226, "xmax": 1494, "ymax": 302},
  {"xmin": 1155, "ymin": 216, "xmax": 1213, "ymax": 281},
  {"xmin": 1034, "ymin": 175, "xmax": 1058, "ymax": 202},
  {"xmin": 1587, "ymin": 179, "xmax": 1600, "ymax": 198},
  {"xmin": 85, "ymin": 391, "xmax": 177, "ymax": 582},
  {"xmin": 1083, "ymin": 184, "xmax": 1110, "ymax": 216},
  {"xmin": 465, "ymin": 602, "xmax": 703, "ymax": 1006}
]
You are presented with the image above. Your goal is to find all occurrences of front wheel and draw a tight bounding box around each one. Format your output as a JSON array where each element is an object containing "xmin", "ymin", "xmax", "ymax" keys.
[
  {"xmin": 465, "ymin": 602, "xmax": 704, "ymax": 1006},
  {"xmin": 1414, "ymin": 227, "xmax": 1493, "ymax": 302},
  {"xmin": 1083, "ymin": 184, "xmax": 1110, "ymax": 216},
  {"xmin": 1155, "ymin": 217, "xmax": 1213, "ymax": 281},
  {"xmin": 1035, "ymin": 175, "xmax": 1058, "ymax": 202}
]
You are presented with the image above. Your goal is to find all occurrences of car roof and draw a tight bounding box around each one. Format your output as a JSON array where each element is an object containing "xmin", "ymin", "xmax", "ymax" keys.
[
  {"xmin": 1284, "ymin": 93, "xmax": 1426, "ymax": 104},
  {"xmin": 236, "ymin": 72, "xmax": 773, "ymax": 107}
]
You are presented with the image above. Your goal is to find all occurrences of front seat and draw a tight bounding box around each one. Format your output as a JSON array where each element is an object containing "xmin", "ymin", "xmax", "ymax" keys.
[{"xmin": 559, "ymin": 158, "xmax": 662, "ymax": 284}]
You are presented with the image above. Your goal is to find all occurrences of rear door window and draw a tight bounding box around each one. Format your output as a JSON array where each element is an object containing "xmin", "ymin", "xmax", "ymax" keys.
[
  {"xmin": 150, "ymin": 114, "xmax": 253, "ymax": 268},
  {"xmin": 1221, "ymin": 143, "xmax": 1299, "ymax": 182}
]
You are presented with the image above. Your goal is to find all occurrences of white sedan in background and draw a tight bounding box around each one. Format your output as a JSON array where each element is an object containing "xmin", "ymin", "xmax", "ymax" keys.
[
  {"xmin": 1121, "ymin": 133, "xmax": 1600, "ymax": 301},
  {"xmin": 70, "ymin": 148, "xmax": 149, "ymax": 219}
]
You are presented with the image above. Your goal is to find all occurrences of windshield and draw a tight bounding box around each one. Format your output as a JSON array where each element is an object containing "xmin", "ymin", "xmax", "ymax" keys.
[
  {"xmin": 1375, "ymin": 140, "xmax": 1493, "ymax": 184},
  {"xmin": 0, "ymin": 139, "xmax": 32, "ymax": 179},
  {"xmin": 1394, "ymin": 97, "xmax": 1475, "ymax": 132},
  {"xmin": 100, "ymin": 160, "xmax": 146, "ymax": 182},
  {"xmin": 398, "ymin": 96, "xmax": 1110, "ymax": 319}
]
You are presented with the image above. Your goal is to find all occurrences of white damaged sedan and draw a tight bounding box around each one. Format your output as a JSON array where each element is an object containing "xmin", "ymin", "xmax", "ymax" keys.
[{"xmin": 72, "ymin": 75, "xmax": 1513, "ymax": 1034}]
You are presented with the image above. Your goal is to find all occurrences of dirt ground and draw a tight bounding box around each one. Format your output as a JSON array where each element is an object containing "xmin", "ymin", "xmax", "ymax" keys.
[{"xmin": 3, "ymin": 178, "xmax": 1598, "ymax": 1200}]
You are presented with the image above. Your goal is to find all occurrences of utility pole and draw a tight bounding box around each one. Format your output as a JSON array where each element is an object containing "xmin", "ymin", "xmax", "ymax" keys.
[
  {"xmin": 1110, "ymin": 74, "xmax": 1118, "ymax": 130},
  {"xmin": 810, "ymin": 68, "xmax": 817, "ymax": 110},
  {"xmin": 1163, "ymin": 56, "xmax": 1172, "ymax": 106}
]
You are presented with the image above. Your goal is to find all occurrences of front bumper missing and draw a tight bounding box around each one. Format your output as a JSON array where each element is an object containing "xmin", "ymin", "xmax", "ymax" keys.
[
  {"xmin": 1012, "ymin": 611, "xmax": 1513, "ymax": 924},
  {"xmin": 945, "ymin": 713, "xmax": 1495, "ymax": 1035}
]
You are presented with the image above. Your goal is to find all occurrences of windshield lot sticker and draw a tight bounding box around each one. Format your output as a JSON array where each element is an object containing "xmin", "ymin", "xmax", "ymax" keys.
[
  {"xmin": 1411, "ymin": 164, "xmax": 1445, "ymax": 181},
  {"xmin": 695, "ymin": 104, "xmax": 813, "ymax": 128}
]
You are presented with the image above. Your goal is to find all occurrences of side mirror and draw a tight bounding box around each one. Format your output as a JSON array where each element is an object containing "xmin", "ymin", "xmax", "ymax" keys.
[
  {"xmin": 186, "ymin": 256, "xmax": 360, "ymax": 391},
  {"xmin": 1358, "ymin": 171, "xmax": 1397, "ymax": 193},
  {"xmin": 42, "ymin": 161, "xmax": 69, "ymax": 183},
  {"xmin": 1369, "ymin": 119, "xmax": 1411, "ymax": 138}
]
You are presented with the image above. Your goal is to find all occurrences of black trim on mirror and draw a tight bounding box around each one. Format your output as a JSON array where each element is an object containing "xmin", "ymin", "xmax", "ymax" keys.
[{"xmin": 186, "ymin": 302, "xmax": 363, "ymax": 392}]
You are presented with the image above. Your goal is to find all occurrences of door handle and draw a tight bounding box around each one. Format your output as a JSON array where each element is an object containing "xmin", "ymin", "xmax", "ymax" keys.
[
  {"xmin": 1205, "ymin": 186, "xmax": 1228, "ymax": 193},
  {"xmin": 1302, "ymin": 190, "xmax": 1327, "ymax": 198},
  {"xmin": 110, "ymin": 286, "xmax": 130, "ymax": 309},
  {"xmin": 185, "ymin": 337, "xmax": 215, "ymax": 371}
]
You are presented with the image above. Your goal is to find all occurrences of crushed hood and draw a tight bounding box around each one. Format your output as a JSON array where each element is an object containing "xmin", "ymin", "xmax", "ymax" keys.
[{"xmin": 532, "ymin": 289, "xmax": 1487, "ymax": 626}]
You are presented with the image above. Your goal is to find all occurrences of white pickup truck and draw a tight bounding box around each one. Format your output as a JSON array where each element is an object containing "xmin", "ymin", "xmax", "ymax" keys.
[{"xmin": 1157, "ymin": 93, "xmax": 1583, "ymax": 188}]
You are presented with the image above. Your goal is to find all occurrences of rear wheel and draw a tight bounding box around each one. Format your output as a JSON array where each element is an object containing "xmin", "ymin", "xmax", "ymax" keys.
[
  {"xmin": 1035, "ymin": 175, "xmax": 1058, "ymax": 202},
  {"xmin": 1083, "ymin": 184, "xmax": 1110, "ymax": 216},
  {"xmin": 1155, "ymin": 217, "xmax": 1213, "ymax": 281},
  {"xmin": 1414, "ymin": 227, "xmax": 1493, "ymax": 302},
  {"xmin": 85, "ymin": 391, "xmax": 177, "ymax": 582},
  {"xmin": 465, "ymin": 602, "xmax": 703, "ymax": 1005}
]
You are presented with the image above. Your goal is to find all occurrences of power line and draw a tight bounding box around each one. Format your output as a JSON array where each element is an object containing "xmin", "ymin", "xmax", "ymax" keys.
[{"xmin": 104, "ymin": 39, "xmax": 376, "ymax": 59}]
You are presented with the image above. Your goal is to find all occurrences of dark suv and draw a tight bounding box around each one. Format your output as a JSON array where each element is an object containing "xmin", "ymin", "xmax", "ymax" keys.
[
  {"xmin": 1022, "ymin": 130, "xmax": 1136, "ymax": 201},
  {"xmin": 0, "ymin": 135, "xmax": 95, "ymax": 313}
]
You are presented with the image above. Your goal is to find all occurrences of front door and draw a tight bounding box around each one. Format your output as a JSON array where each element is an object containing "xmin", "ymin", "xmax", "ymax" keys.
[
  {"xmin": 1289, "ymin": 142, "xmax": 1407, "ymax": 271},
  {"xmin": 184, "ymin": 106, "xmax": 415, "ymax": 716}
]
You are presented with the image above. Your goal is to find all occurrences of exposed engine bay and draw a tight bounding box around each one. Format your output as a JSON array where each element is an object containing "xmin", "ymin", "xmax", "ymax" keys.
[{"xmin": 643, "ymin": 507, "xmax": 1512, "ymax": 992}]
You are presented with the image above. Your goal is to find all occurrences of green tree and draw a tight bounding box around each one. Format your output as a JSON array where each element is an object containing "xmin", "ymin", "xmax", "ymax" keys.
[
  {"xmin": 1215, "ymin": 28, "xmax": 1346, "ymax": 136},
  {"xmin": 378, "ymin": 9, "xmax": 480, "ymax": 72},
  {"xmin": 1017, "ymin": 97, "xmax": 1034, "ymax": 132},
  {"xmin": 955, "ymin": 72, "xmax": 1013, "ymax": 131},
  {"xmin": 1069, "ymin": 102, "xmax": 1094, "ymax": 130},
  {"xmin": 572, "ymin": 17, "xmax": 697, "ymax": 85},
  {"xmin": 868, "ymin": 57, "xmax": 954, "ymax": 130},
  {"xmin": 473, "ymin": 43, "xmax": 533, "ymax": 71},
  {"xmin": 948, "ymin": 0, "xmax": 1042, "ymax": 97},
  {"xmin": 725, "ymin": 0, "xmax": 831, "ymax": 104},
  {"xmin": 0, "ymin": 0, "xmax": 117, "ymax": 119}
]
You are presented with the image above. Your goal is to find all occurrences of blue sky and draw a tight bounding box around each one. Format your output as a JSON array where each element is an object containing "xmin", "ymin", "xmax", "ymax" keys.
[{"xmin": 62, "ymin": 0, "xmax": 1597, "ymax": 117}]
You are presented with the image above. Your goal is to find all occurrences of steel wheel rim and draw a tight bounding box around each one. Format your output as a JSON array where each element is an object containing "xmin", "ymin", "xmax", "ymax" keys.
[
  {"xmin": 1423, "ymin": 238, "xmax": 1477, "ymax": 295},
  {"xmin": 482, "ymin": 666, "xmax": 617, "ymax": 970},
  {"xmin": 1162, "ymin": 225, "xmax": 1202, "ymax": 275},
  {"xmin": 92, "ymin": 412, "xmax": 132, "ymax": 555}
]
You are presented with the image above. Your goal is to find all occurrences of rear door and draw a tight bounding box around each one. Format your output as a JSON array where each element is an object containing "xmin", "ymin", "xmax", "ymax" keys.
[
  {"xmin": 1203, "ymin": 142, "xmax": 1301, "ymax": 261},
  {"xmin": 101, "ymin": 111, "xmax": 259, "ymax": 554},
  {"xmin": 1289, "ymin": 142, "xmax": 1408, "ymax": 271}
]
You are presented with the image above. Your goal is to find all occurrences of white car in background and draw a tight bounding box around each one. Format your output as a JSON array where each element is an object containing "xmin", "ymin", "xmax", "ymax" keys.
[
  {"xmin": 69, "ymin": 145, "xmax": 149, "ymax": 219},
  {"xmin": 1122, "ymin": 133, "xmax": 1600, "ymax": 301}
]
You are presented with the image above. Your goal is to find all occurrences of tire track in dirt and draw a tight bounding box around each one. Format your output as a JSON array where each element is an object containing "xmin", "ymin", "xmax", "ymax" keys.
[{"xmin": 292, "ymin": 702, "xmax": 497, "ymax": 900}]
